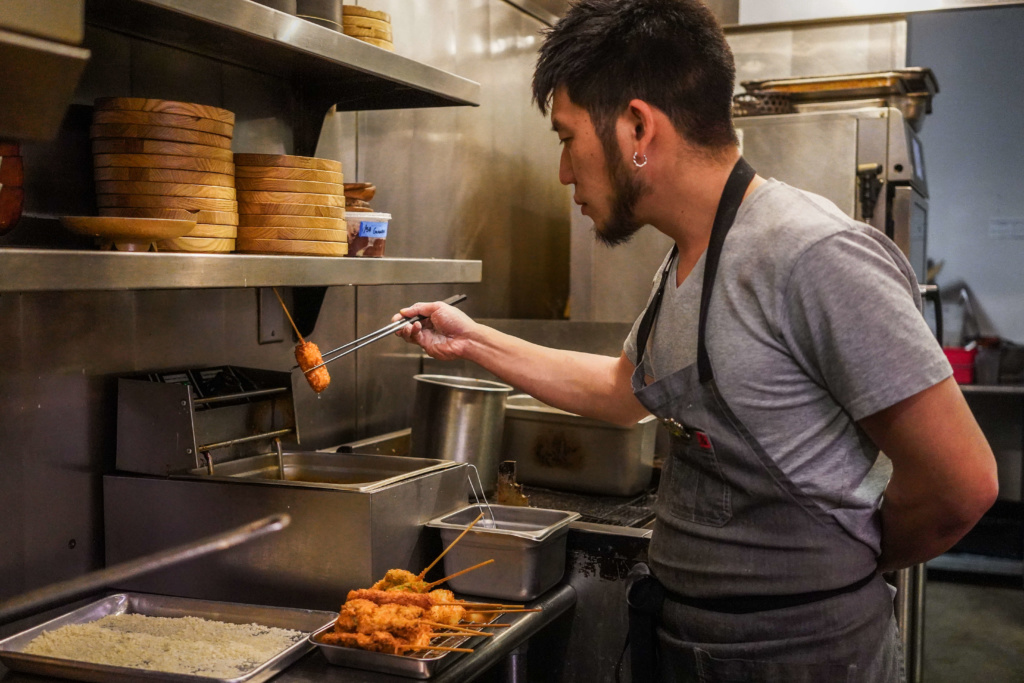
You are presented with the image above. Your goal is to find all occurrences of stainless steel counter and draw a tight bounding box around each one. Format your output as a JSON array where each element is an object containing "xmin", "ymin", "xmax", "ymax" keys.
[{"xmin": 0, "ymin": 585, "xmax": 576, "ymax": 683}]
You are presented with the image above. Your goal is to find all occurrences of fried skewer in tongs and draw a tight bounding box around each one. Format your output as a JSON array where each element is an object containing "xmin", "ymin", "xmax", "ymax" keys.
[{"xmin": 273, "ymin": 287, "xmax": 330, "ymax": 393}]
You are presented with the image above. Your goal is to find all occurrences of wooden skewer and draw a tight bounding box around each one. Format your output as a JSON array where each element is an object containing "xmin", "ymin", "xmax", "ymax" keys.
[
  {"xmin": 407, "ymin": 645, "xmax": 474, "ymax": 653},
  {"xmin": 422, "ymin": 621, "xmax": 494, "ymax": 636},
  {"xmin": 417, "ymin": 513, "xmax": 483, "ymax": 580},
  {"xmin": 462, "ymin": 622, "xmax": 511, "ymax": 627},
  {"xmin": 272, "ymin": 287, "xmax": 305, "ymax": 344},
  {"xmin": 425, "ymin": 559, "xmax": 495, "ymax": 589},
  {"xmin": 435, "ymin": 602, "xmax": 525, "ymax": 609},
  {"xmin": 463, "ymin": 608, "xmax": 542, "ymax": 614}
]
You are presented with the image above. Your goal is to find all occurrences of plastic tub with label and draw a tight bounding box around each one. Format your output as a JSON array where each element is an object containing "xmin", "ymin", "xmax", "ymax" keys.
[{"xmin": 345, "ymin": 211, "xmax": 390, "ymax": 257}]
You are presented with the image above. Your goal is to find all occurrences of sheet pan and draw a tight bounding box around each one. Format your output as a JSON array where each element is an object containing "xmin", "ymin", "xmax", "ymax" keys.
[{"xmin": 0, "ymin": 592, "xmax": 336, "ymax": 683}]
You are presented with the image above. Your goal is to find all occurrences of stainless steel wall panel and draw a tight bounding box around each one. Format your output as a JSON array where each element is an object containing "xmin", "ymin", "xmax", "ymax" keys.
[
  {"xmin": 223, "ymin": 63, "xmax": 295, "ymax": 155},
  {"xmin": 71, "ymin": 27, "xmax": 130, "ymax": 106},
  {"xmin": 353, "ymin": 283, "xmax": 452, "ymax": 439},
  {"xmin": 129, "ymin": 39, "xmax": 224, "ymax": 106},
  {"xmin": 727, "ymin": 18, "xmax": 907, "ymax": 85},
  {"xmin": 569, "ymin": 204, "xmax": 674, "ymax": 323}
]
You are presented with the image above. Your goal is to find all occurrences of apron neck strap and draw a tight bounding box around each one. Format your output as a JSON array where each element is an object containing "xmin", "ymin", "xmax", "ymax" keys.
[{"xmin": 633, "ymin": 157, "xmax": 757, "ymax": 385}]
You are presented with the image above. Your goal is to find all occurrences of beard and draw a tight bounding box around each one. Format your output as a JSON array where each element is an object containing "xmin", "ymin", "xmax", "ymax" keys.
[{"xmin": 593, "ymin": 138, "xmax": 649, "ymax": 247}]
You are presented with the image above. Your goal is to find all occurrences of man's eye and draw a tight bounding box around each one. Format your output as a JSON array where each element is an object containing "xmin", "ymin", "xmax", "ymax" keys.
[{"xmin": 559, "ymin": 137, "xmax": 571, "ymax": 146}]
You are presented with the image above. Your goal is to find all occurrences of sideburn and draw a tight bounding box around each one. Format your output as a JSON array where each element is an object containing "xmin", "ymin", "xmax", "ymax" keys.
[{"xmin": 595, "ymin": 120, "xmax": 649, "ymax": 246}]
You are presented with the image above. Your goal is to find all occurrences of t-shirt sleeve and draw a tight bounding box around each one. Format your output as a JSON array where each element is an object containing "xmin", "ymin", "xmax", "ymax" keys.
[{"xmin": 779, "ymin": 229, "xmax": 952, "ymax": 421}]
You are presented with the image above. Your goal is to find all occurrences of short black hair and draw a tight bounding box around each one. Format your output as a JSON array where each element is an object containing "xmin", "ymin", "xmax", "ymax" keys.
[{"xmin": 533, "ymin": 0, "xmax": 738, "ymax": 150}]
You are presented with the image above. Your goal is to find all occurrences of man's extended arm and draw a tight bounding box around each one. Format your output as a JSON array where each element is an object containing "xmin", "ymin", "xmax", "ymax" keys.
[
  {"xmin": 859, "ymin": 377, "xmax": 998, "ymax": 572},
  {"xmin": 394, "ymin": 300, "xmax": 650, "ymax": 426}
]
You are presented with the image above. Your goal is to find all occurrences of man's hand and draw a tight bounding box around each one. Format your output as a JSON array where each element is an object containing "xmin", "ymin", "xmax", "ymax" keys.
[{"xmin": 392, "ymin": 300, "xmax": 477, "ymax": 361}]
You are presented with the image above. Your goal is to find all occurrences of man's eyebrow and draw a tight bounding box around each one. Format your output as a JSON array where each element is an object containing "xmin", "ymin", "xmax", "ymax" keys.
[{"xmin": 550, "ymin": 118, "xmax": 564, "ymax": 133}]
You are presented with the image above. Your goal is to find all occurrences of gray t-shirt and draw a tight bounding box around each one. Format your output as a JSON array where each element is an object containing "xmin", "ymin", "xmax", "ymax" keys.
[{"xmin": 624, "ymin": 179, "xmax": 951, "ymax": 553}]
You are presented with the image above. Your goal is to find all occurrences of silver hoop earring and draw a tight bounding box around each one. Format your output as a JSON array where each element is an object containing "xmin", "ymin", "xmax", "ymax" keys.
[{"xmin": 633, "ymin": 152, "xmax": 648, "ymax": 168}]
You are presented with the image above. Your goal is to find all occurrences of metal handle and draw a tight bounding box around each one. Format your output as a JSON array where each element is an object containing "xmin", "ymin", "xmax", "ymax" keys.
[{"xmin": 0, "ymin": 514, "xmax": 290, "ymax": 626}]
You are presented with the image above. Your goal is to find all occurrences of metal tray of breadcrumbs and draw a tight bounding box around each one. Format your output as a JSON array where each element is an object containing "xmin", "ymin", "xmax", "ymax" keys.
[
  {"xmin": 309, "ymin": 613, "xmax": 498, "ymax": 679},
  {"xmin": 0, "ymin": 592, "xmax": 337, "ymax": 683}
]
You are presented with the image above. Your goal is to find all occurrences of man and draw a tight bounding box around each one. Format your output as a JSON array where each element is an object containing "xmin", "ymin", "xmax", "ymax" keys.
[{"xmin": 395, "ymin": 1, "xmax": 998, "ymax": 680}]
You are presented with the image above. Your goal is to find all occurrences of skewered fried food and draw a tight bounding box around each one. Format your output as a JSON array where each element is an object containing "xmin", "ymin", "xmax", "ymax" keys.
[
  {"xmin": 294, "ymin": 341, "xmax": 330, "ymax": 393},
  {"xmin": 321, "ymin": 629, "xmax": 433, "ymax": 655},
  {"xmin": 272, "ymin": 287, "xmax": 330, "ymax": 394},
  {"xmin": 336, "ymin": 600, "xmax": 427, "ymax": 640},
  {"xmin": 371, "ymin": 568, "xmax": 429, "ymax": 593},
  {"xmin": 346, "ymin": 589, "xmax": 434, "ymax": 609},
  {"xmin": 426, "ymin": 602, "xmax": 466, "ymax": 626}
]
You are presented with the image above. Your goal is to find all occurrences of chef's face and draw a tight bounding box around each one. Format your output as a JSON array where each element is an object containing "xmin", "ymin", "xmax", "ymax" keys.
[{"xmin": 550, "ymin": 88, "xmax": 646, "ymax": 246}]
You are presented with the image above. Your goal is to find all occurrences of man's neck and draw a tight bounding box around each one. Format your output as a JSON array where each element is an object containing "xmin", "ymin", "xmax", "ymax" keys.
[{"xmin": 637, "ymin": 146, "xmax": 762, "ymax": 285}]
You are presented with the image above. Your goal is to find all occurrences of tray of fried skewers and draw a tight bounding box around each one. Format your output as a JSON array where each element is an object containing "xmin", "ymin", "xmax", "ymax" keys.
[{"xmin": 311, "ymin": 561, "xmax": 540, "ymax": 678}]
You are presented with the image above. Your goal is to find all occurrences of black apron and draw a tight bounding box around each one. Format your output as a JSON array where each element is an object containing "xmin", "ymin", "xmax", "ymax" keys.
[{"xmin": 625, "ymin": 158, "xmax": 904, "ymax": 683}]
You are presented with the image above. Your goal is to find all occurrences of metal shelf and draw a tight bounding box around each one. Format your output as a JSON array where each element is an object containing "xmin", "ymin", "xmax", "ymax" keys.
[
  {"xmin": 0, "ymin": 249, "xmax": 482, "ymax": 292},
  {"xmin": 84, "ymin": 0, "xmax": 481, "ymax": 111}
]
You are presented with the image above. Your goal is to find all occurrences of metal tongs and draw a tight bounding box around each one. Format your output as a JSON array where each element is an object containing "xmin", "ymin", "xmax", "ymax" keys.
[{"xmin": 298, "ymin": 293, "xmax": 468, "ymax": 375}]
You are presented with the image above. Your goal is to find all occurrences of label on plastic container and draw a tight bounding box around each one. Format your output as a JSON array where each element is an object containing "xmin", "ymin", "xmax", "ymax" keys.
[{"xmin": 358, "ymin": 221, "xmax": 388, "ymax": 238}]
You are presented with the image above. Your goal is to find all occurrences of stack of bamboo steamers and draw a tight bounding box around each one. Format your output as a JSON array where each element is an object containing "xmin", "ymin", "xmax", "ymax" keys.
[
  {"xmin": 91, "ymin": 98, "xmax": 239, "ymax": 252},
  {"xmin": 235, "ymin": 154, "xmax": 348, "ymax": 256},
  {"xmin": 341, "ymin": 5, "xmax": 393, "ymax": 51}
]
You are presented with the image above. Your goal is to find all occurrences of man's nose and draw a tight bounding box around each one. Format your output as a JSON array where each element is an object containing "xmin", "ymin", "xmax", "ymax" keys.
[{"xmin": 558, "ymin": 147, "xmax": 574, "ymax": 186}]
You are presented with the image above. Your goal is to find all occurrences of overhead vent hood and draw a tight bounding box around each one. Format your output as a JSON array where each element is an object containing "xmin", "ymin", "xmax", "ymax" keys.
[{"xmin": 0, "ymin": 0, "xmax": 90, "ymax": 141}]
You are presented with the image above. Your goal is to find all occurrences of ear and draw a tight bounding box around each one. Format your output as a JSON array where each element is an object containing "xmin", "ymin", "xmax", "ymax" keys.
[{"xmin": 624, "ymin": 99, "xmax": 657, "ymax": 158}]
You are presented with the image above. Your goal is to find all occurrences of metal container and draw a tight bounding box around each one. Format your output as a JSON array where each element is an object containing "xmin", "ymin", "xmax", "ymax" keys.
[
  {"xmin": 295, "ymin": 0, "xmax": 341, "ymax": 30},
  {"xmin": 411, "ymin": 375, "xmax": 514, "ymax": 494},
  {"xmin": 103, "ymin": 463, "xmax": 469, "ymax": 611},
  {"xmin": 501, "ymin": 394, "xmax": 657, "ymax": 496},
  {"xmin": 0, "ymin": 592, "xmax": 336, "ymax": 683},
  {"xmin": 308, "ymin": 615, "xmax": 495, "ymax": 679},
  {"xmin": 180, "ymin": 450, "xmax": 457, "ymax": 492},
  {"xmin": 425, "ymin": 504, "xmax": 581, "ymax": 601}
]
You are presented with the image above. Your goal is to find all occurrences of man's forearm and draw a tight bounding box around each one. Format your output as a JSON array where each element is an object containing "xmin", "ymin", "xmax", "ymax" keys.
[
  {"xmin": 877, "ymin": 490, "xmax": 982, "ymax": 573},
  {"xmin": 460, "ymin": 323, "xmax": 649, "ymax": 426}
]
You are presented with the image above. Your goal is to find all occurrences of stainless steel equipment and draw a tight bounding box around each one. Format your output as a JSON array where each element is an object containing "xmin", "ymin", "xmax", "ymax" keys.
[
  {"xmin": 0, "ymin": 0, "xmax": 90, "ymax": 141},
  {"xmin": 0, "ymin": 592, "xmax": 335, "ymax": 683},
  {"xmin": 501, "ymin": 395, "xmax": 657, "ymax": 496},
  {"xmin": 116, "ymin": 365, "xmax": 298, "ymax": 475},
  {"xmin": 411, "ymin": 375, "xmax": 515, "ymax": 494},
  {"xmin": 426, "ymin": 504, "xmax": 581, "ymax": 601},
  {"xmin": 106, "ymin": 364, "xmax": 470, "ymax": 611},
  {"xmin": 735, "ymin": 104, "xmax": 930, "ymax": 283}
]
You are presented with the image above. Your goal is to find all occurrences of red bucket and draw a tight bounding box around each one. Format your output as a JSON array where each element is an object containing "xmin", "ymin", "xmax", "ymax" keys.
[{"xmin": 944, "ymin": 347, "xmax": 977, "ymax": 384}]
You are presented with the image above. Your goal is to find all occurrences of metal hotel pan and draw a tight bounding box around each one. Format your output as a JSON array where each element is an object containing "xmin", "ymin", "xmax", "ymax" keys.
[
  {"xmin": 309, "ymin": 615, "xmax": 497, "ymax": 679},
  {"xmin": 0, "ymin": 592, "xmax": 337, "ymax": 683},
  {"xmin": 426, "ymin": 504, "xmax": 581, "ymax": 601}
]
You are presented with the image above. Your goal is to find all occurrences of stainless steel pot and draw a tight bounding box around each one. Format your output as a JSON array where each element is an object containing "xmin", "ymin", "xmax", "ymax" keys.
[{"xmin": 410, "ymin": 375, "xmax": 513, "ymax": 493}]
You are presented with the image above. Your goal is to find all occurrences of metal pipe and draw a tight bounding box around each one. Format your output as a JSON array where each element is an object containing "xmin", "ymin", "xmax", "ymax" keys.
[
  {"xmin": 0, "ymin": 514, "xmax": 290, "ymax": 625},
  {"xmin": 275, "ymin": 437, "xmax": 285, "ymax": 481},
  {"xmin": 197, "ymin": 428, "xmax": 293, "ymax": 452},
  {"xmin": 192, "ymin": 387, "xmax": 290, "ymax": 405}
]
